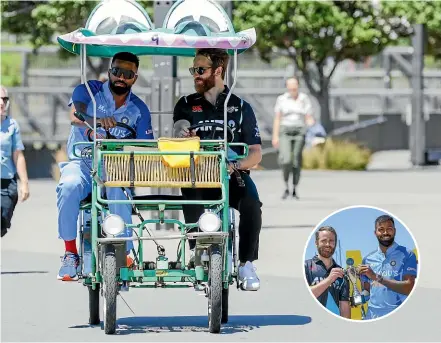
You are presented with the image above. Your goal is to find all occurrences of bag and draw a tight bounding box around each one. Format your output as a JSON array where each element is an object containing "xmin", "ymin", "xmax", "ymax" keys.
[{"xmin": 157, "ymin": 137, "xmax": 201, "ymax": 168}]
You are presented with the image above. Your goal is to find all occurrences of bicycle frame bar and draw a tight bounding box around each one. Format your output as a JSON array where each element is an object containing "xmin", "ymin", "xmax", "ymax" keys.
[{"xmin": 224, "ymin": 50, "xmax": 238, "ymax": 146}]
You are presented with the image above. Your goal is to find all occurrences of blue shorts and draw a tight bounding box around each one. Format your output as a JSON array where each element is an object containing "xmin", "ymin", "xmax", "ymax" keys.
[{"xmin": 1, "ymin": 177, "xmax": 18, "ymax": 236}]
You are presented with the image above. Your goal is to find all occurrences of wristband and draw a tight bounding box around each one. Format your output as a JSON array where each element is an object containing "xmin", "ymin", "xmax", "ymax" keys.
[
  {"xmin": 232, "ymin": 161, "xmax": 241, "ymax": 170},
  {"xmin": 376, "ymin": 274, "xmax": 384, "ymax": 284}
]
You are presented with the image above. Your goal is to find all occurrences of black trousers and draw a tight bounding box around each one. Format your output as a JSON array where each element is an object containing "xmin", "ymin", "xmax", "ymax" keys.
[
  {"xmin": 1, "ymin": 177, "xmax": 18, "ymax": 237},
  {"xmin": 181, "ymin": 171, "xmax": 262, "ymax": 262}
]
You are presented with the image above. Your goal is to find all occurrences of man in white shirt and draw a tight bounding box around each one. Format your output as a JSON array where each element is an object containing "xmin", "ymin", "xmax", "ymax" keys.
[{"xmin": 272, "ymin": 76, "xmax": 313, "ymax": 199}]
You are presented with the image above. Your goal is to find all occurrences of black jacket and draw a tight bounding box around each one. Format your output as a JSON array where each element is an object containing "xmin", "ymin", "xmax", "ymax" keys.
[{"xmin": 173, "ymin": 86, "xmax": 262, "ymax": 154}]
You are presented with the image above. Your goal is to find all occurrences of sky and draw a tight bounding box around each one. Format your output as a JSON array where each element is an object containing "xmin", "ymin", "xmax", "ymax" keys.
[{"xmin": 304, "ymin": 206, "xmax": 418, "ymax": 266}]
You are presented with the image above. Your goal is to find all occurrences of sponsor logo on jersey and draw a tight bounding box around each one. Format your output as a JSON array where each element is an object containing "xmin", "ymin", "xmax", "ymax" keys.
[
  {"xmin": 98, "ymin": 105, "xmax": 107, "ymax": 113},
  {"xmin": 192, "ymin": 105, "xmax": 203, "ymax": 112}
]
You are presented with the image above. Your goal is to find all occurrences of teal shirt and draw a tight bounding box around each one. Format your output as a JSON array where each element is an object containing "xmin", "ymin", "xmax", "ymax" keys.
[{"xmin": 1, "ymin": 116, "xmax": 24, "ymax": 179}]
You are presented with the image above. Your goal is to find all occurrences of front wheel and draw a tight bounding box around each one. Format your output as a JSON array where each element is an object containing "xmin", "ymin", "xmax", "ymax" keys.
[
  {"xmin": 102, "ymin": 245, "xmax": 117, "ymax": 334},
  {"xmin": 221, "ymin": 287, "xmax": 229, "ymax": 324},
  {"xmin": 88, "ymin": 284, "xmax": 100, "ymax": 325},
  {"xmin": 208, "ymin": 244, "xmax": 223, "ymax": 333}
]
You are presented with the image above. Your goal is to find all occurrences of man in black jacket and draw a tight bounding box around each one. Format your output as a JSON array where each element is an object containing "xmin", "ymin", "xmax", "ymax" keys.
[{"xmin": 173, "ymin": 48, "xmax": 263, "ymax": 291}]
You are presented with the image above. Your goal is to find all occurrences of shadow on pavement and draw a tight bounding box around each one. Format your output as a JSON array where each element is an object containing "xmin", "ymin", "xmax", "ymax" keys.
[
  {"xmin": 262, "ymin": 224, "xmax": 315, "ymax": 229},
  {"xmin": 1, "ymin": 271, "xmax": 49, "ymax": 275},
  {"xmin": 70, "ymin": 314, "xmax": 312, "ymax": 335}
]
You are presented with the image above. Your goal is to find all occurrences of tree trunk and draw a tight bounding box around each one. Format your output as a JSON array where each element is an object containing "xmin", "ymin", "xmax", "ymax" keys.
[
  {"xmin": 297, "ymin": 63, "xmax": 334, "ymax": 133},
  {"xmin": 317, "ymin": 87, "xmax": 332, "ymax": 133}
]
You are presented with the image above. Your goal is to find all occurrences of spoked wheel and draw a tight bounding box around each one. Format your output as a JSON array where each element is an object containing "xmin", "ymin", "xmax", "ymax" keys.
[
  {"xmin": 88, "ymin": 284, "xmax": 100, "ymax": 325},
  {"xmin": 221, "ymin": 287, "xmax": 229, "ymax": 324},
  {"xmin": 102, "ymin": 244, "xmax": 117, "ymax": 334},
  {"xmin": 208, "ymin": 244, "xmax": 223, "ymax": 333}
]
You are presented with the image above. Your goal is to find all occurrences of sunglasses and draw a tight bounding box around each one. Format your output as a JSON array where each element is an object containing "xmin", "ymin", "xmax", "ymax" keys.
[
  {"xmin": 1, "ymin": 97, "xmax": 9, "ymax": 103},
  {"xmin": 109, "ymin": 67, "xmax": 137, "ymax": 80},
  {"xmin": 189, "ymin": 67, "xmax": 211, "ymax": 76}
]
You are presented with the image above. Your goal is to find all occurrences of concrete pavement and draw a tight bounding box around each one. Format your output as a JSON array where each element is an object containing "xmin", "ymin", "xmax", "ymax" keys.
[{"xmin": 1, "ymin": 169, "xmax": 440, "ymax": 341}]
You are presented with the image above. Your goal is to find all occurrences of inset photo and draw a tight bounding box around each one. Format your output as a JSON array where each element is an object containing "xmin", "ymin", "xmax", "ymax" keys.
[{"xmin": 303, "ymin": 205, "xmax": 419, "ymax": 322}]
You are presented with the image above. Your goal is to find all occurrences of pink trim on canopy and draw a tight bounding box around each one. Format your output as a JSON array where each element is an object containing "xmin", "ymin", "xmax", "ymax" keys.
[{"xmin": 58, "ymin": 28, "xmax": 256, "ymax": 50}]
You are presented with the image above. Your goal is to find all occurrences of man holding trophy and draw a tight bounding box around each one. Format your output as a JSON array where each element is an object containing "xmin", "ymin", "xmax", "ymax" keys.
[
  {"xmin": 358, "ymin": 215, "xmax": 418, "ymax": 320},
  {"xmin": 304, "ymin": 226, "xmax": 351, "ymax": 318}
]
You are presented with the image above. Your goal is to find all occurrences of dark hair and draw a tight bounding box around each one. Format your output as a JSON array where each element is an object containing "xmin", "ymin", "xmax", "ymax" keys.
[
  {"xmin": 195, "ymin": 48, "xmax": 229, "ymax": 79},
  {"xmin": 315, "ymin": 226, "xmax": 337, "ymax": 242},
  {"xmin": 375, "ymin": 214, "xmax": 395, "ymax": 228},
  {"xmin": 111, "ymin": 52, "xmax": 140, "ymax": 69}
]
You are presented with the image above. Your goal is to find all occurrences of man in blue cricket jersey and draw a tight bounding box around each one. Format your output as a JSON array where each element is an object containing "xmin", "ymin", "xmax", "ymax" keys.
[
  {"xmin": 56, "ymin": 51, "xmax": 154, "ymax": 281},
  {"xmin": 358, "ymin": 214, "xmax": 418, "ymax": 320},
  {"xmin": 304, "ymin": 226, "xmax": 351, "ymax": 318}
]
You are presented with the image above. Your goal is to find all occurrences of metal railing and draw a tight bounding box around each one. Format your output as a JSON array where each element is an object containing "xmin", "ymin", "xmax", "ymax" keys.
[{"xmin": 6, "ymin": 85, "xmax": 440, "ymax": 145}]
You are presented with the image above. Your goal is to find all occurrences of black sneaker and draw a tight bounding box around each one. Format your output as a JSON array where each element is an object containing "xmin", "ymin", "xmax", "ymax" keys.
[
  {"xmin": 282, "ymin": 189, "xmax": 289, "ymax": 199},
  {"xmin": 292, "ymin": 188, "xmax": 299, "ymax": 199}
]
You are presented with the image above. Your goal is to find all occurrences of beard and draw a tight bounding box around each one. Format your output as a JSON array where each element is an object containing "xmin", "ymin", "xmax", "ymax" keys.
[
  {"xmin": 109, "ymin": 79, "xmax": 131, "ymax": 95},
  {"xmin": 318, "ymin": 245, "xmax": 336, "ymax": 259},
  {"xmin": 194, "ymin": 73, "xmax": 215, "ymax": 94},
  {"xmin": 377, "ymin": 235, "xmax": 395, "ymax": 247}
]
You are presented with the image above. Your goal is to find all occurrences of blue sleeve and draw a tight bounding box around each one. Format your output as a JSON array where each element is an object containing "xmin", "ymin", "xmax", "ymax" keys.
[
  {"xmin": 68, "ymin": 80, "xmax": 101, "ymax": 111},
  {"xmin": 11, "ymin": 120, "xmax": 25, "ymax": 152},
  {"xmin": 135, "ymin": 102, "xmax": 154, "ymax": 139},
  {"xmin": 241, "ymin": 101, "xmax": 262, "ymax": 146},
  {"xmin": 403, "ymin": 251, "xmax": 418, "ymax": 277}
]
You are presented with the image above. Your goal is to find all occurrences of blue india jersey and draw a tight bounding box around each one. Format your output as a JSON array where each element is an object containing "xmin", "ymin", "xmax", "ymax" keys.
[
  {"xmin": 67, "ymin": 80, "xmax": 154, "ymax": 160},
  {"xmin": 361, "ymin": 242, "xmax": 418, "ymax": 319}
]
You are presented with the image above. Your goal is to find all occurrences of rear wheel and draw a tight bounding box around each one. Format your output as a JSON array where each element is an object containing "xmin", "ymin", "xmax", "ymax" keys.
[
  {"xmin": 208, "ymin": 244, "xmax": 223, "ymax": 333},
  {"xmin": 102, "ymin": 245, "xmax": 117, "ymax": 334}
]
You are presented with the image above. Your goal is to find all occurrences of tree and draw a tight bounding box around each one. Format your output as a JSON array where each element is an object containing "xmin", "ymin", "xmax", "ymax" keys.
[
  {"xmin": 380, "ymin": 1, "xmax": 441, "ymax": 59},
  {"xmin": 1, "ymin": 0, "xmax": 153, "ymax": 79},
  {"xmin": 233, "ymin": 0, "xmax": 413, "ymax": 131}
]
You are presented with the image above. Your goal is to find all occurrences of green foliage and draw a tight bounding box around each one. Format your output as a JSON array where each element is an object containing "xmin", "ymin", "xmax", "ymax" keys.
[
  {"xmin": 1, "ymin": 41, "xmax": 24, "ymax": 87},
  {"xmin": 233, "ymin": 1, "xmax": 411, "ymax": 70},
  {"xmin": 380, "ymin": 1, "xmax": 441, "ymax": 58},
  {"xmin": 1, "ymin": 1, "xmax": 155, "ymax": 78},
  {"xmin": 1, "ymin": 1, "xmax": 154, "ymax": 58},
  {"xmin": 1, "ymin": 54, "xmax": 22, "ymax": 87},
  {"xmin": 302, "ymin": 138, "xmax": 372, "ymax": 170},
  {"xmin": 233, "ymin": 1, "xmax": 414, "ymax": 131}
]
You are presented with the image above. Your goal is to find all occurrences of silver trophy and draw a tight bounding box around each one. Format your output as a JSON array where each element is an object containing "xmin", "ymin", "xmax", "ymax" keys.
[{"xmin": 345, "ymin": 258, "xmax": 370, "ymax": 319}]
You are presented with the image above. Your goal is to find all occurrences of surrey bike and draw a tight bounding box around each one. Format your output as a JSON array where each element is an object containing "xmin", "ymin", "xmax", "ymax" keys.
[{"xmin": 56, "ymin": 0, "xmax": 258, "ymax": 335}]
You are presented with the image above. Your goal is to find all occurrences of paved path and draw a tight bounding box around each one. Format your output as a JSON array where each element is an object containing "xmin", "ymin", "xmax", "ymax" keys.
[{"xmin": 2, "ymin": 169, "xmax": 440, "ymax": 341}]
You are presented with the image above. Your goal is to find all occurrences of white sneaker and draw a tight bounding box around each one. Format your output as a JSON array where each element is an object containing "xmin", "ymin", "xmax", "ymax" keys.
[{"xmin": 238, "ymin": 261, "xmax": 260, "ymax": 291}]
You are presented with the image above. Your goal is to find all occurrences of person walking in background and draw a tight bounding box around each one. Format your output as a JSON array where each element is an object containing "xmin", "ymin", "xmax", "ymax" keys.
[
  {"xmin": 272, "ymin": 76, "xmax": 313, "ymax": 199},
  {"xmin": 1, "ymin": 85, "xmax": 30, "ymax": 237}
]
